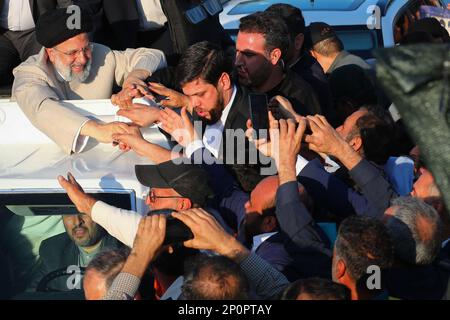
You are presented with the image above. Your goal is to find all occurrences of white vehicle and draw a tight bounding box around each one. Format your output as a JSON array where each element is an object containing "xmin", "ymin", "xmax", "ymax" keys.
[
  {"xmin": 219, "ymin": 0, "xmax": 447, "ymax": 58},
  {"xmin": 0, "ymin": 99, "xmax": 170, "ymax": 217}
]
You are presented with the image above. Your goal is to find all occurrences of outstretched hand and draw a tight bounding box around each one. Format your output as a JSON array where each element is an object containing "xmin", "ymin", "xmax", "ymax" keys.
[{"xmin": 57, "ymin": 172, "xmax": 97, "ymax": 216}]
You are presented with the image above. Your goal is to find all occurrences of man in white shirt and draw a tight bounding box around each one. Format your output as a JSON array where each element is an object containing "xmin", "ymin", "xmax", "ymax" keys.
[{"xmin": 0, "ymin": 0, "xmax": 49, "ymax": 86}]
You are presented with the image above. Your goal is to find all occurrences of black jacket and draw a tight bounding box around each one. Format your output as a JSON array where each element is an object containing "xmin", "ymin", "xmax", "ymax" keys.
[
  {"xmin": 193, "ymin": 85, "xmax": 268, "ymax": 192},
  {"xmin": 29, "ymin": 232, "xmax": 121, "ymax": 291},
  {"xmin": 99, "ymin": 0, "xmax": 233, "ymax": 53}
]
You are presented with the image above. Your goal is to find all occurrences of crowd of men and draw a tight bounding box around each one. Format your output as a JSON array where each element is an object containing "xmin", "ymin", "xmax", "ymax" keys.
[{"xmin": 0, "ymin": 0, "xmax": 449, "ymax": 300}]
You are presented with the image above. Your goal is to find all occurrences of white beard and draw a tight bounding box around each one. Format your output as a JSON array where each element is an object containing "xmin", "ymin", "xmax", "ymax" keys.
[{"xmin": 54, "ymin": 57, "xmax": 92, "ymax": 83}]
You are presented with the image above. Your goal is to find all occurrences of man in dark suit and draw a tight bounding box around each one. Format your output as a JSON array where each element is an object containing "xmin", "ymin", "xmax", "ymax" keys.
[
  {"xmin": 114, "ymin": 41, "xmax": 269, "ymax": 192},
  {"xmin": 28, "ymin": 213, "xmax": 120, "ymax": 292},
  {"xmin": 0, "ymin": 0, "xmax": 63, "ymax": 86}
]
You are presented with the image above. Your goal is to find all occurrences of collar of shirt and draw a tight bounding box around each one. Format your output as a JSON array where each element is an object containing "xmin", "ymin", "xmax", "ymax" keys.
[
  {"xmin": 160, "ymin": 276, "xmax": 184, "ymax": 300},
  {"xmin": 251, "ymin": 231, "xmax": 278, "ymax": 253},
  {"xmin": 202, "ymin": 85, "xmax": 237, "ymax": 158}
]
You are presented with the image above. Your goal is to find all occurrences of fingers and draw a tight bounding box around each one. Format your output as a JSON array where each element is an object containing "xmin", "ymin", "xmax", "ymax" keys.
[{"xmin": 148, "ymin": 82, "xmax": 172, "ymax": 97}]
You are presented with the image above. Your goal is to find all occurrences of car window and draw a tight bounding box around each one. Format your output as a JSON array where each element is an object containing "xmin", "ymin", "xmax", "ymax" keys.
[{"xmin": 228, "ymin": 0, "xmax": 366, "ymax": 15}]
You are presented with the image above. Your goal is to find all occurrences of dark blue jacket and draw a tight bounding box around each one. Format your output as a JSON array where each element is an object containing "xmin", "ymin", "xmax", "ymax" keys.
[{"xmin": 297, "ymin": 158, "xmax": 397, "ymax": 219}]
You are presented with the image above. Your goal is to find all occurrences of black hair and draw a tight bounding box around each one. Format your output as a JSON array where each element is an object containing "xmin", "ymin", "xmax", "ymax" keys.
[
  {"xmin": 281, "ymin": 277, "xmax": 351, "ymax": 300},
  {"xmin": 176, "ymin": 41, "xmax": 233, "ymax": 87},
  {"xmin": 265, "ymin": 3, "xmax": 305, "ymax": 39},
  {"xmin": 335, "ymin": 216, "xmax": 394, "ymax": 284},
  {"xmin": 239, "ymin": 11, "xmax": 290, "ymax": 59},
  {"xmin": 151, "ymin": 243, "xmax": 199, "ymax": 277},
  {"xmin": 181, "ymin": 254, "xmax": 249, "ymax": 300},
  {"xmin": 355, "ymin": 105, "xmax": 396, "ymax": 165}
]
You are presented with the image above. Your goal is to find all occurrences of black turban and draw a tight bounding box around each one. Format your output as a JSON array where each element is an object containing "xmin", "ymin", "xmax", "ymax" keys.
[{"xmin": 36, "ymin": 7, "xmax": 93, "ymax": 48}]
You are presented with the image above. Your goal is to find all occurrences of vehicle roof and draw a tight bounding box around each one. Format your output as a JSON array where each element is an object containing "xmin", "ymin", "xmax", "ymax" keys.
[{"xmin": 0, "ymin": 99, "xmax": 169, "ymax": 213}]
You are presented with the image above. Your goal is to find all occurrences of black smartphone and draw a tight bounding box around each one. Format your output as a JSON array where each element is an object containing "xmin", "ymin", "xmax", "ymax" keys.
[
  {"xmin": 146, "ymin": 209, "xmax": 194, "ymax": 245},
  {"xmin": 248, "ymin": 93, "xmax": 269, "ymax": 140},
  {"xmin": 164, "ymin": 216, "xmax": 194, "ymax": 245}
]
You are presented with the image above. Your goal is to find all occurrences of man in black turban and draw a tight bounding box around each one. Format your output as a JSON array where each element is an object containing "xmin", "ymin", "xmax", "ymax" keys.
[{"xmin": 12, "ymin": 7, "xmax": 167, "ymax": 154}]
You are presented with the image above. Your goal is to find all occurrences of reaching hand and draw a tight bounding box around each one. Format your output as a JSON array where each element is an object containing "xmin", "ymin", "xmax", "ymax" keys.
[
  {"xmin": 111, "ymin": 82, "xmax": 148, "ymax": 108},
  {"xmin": 131, "ymin": 214, "xmax": 167, "ymax": 266},
  {"xmin": 268, "ymin": 95, "xmax": 301, "ymax": 121},
  {"xmin": 116, "ymin": 103, "xmax": 161, "ymax": 127},
  {"xmin": 276, "ymin": 117, "xmax": 307, "ymax": 170},
  {"xmin": 159, "ymin": 107, "xmax": 196, "ymax": 147},
  {"xmin": 148, "ymin": 82, "xmax": 190, "ymax": 110},
  {"xmin": 57, "ymin": 172, "xmax": 97, "ymax": 216},
  {"xmin": 245, "ymin": 111, "xmax": 279, "ymax": 158},
  {"xmin": 171, "ymin": 208, "xmax": 234, "ymax": 254},
  {"xmin": 111, "ymin": 125, "xmax": 149, "ymax": 157},
  {"xmin": 304, "ymin": 115, "xmax": 345, "ymax": 158}
]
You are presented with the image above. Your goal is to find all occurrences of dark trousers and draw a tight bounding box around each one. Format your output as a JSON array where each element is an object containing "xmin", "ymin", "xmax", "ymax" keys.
[{"xmin": 0, "ymin": 28, "xmax": 42, "ymax": 86}]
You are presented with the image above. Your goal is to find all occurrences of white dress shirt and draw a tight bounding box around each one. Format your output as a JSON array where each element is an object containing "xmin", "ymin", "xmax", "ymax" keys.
[
  {"xmin": 135, "ymin": 0, "xmax": 168, "ymax": 31},
  {"xmin": 0, "ymin": 0, "xmax": 35, "ymax": 31},
  {"xmin": 251, "ymin": 232, "xmax": 278, "ymax": 252}
]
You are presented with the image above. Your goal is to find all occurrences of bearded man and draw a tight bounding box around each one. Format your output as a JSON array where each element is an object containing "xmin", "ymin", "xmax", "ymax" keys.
[{"xmin": 11, "ymin": 7, "xmax": 166, "ymax": 154}]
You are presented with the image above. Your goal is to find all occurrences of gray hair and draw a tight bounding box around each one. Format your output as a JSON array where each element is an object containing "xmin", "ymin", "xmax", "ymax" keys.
[{"xmin": 386, "ymin": 197, "xmax": 442, "ymax": 265}]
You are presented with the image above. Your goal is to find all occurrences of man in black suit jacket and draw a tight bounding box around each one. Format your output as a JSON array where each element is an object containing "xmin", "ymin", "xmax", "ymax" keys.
[
  {"xmin": 0, "ymin": 0, "xmax": 63, "ymax": 86},
  {"xmin": 28, "ymin": 213, "xmax": 120, "ymax": 292}
]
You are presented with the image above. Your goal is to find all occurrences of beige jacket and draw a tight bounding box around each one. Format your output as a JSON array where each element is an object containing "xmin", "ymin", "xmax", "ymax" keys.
[{"xmin": 12, "ymin": 43, "xmax": 167, "ymax": 153}]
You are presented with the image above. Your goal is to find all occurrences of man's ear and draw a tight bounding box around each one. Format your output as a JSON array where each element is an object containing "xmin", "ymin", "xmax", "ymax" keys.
[
  {"xmin": 270, "ymin": 48, "xmax": 282, "ymax": 65},
  {"xmin": 262, "ymin": 216, "xmax": 277, "ymax": 233},
  {"xmin": 46, "ymin": 48, "xmax": 55, "ymax": 63},
  {"xmin": 350, "ymin": 136, "xmax": 363, "ymax": 153},
  {"xmin": 336, "ymin": 259, "xmax": 346, "ymax": 281},
  {"xmin": 294, "ymin": 34, "xmax": 305, "ymax": 51},
  {"xmin": 178, "ymin": 198, "xmax": 192, "ymax": 211},
  {"xmin": 218, "ymin": 72, "xmax": 232, "ymax": 91}
]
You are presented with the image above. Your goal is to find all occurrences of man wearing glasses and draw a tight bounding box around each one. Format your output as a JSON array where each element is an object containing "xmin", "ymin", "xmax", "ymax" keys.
[{"xmin": 11, "ymin": 7, "xmax": 167, "ymax": 154}]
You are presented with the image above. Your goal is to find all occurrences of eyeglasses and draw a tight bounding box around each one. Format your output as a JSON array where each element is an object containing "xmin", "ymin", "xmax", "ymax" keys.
[
  {"xmin": 53, "ymin": 43, "xmax": 93, "ymax": 59},
  {"xmin": 147, "ymin": 188, "xmax": 184, "ymax": 203}
]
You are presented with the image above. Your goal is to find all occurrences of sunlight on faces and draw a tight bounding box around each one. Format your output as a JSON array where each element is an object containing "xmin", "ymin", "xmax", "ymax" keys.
[
  {"xmin": 335, "ymin": 109, "xmax": 368, "ymax": 142},
  {"xmin": 62, "ymin": 214, "xmax": 105, "ymax": 247},
  {"xmin": 235, "ymin": 32, "xmax": 274, "ymax": 88},
  {"xmin": 182, "ymin": 78, "xmax": 225, "ymax": 125},
  {"xmin": 145, "ymin": 187, "xmax": 186, "ymax": 211},
  {"xmin": 243, "ymin": 176, "xmax": 278, "ymax": 240},
  {"xmin": 47, "ymin": 33, "xmax": 92, "ymax": 82},
  {"xmin": 83, "ymin": 269, "xmax": 107, "ymax": 300},
  {"xmin": 411, "ymin": 168, "xmax": 439, "ymax": 199}
]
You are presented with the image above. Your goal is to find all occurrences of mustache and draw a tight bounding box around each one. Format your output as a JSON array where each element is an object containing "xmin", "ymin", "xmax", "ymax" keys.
[{"xmin": 72, "ymin": 226, "xmax": 88, "ymax": 233}]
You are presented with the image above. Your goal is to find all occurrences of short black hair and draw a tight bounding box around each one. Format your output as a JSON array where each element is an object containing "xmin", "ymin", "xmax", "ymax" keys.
[
  {"xmin": 86, "ymin": 247, "xmax": 130, "ymax": 290},
  {"xmin": 239, "ymin": 11, "xmax": 290, "ymax": 59},
  {"xmin": 281, "ymin": 277, "xmax": 351, "ymax": 300},
  {"xmin": 355, "ymin": 105, "xmax": 395, "ymax": 165},
  {"xmin": 176, "ymin": 41, "xmax": 233, "ymax": 87},
  {"xmin": 265, "ymin": 3, "xmax": 305, "ymax": 39},
  {"xmin": 151, "ymin": 243, "xmax": 199, "ymax": 277},
  {"xmin": 181, "ymin": 254, "xmax": 249, "ymax": 300},
  {"xmin": 335, "ymin": 216, "xmax": 394, "ymax": 284}
]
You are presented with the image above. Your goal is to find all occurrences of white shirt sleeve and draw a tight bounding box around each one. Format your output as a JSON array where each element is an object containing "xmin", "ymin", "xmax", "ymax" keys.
[
  {"xmin": 295, "ymin": 154, "xmax": 310, "ymax": 175},
  {"xmin": 71, "ymin": 120, "xmax": 91, "ymax": 154},
  {"xmin": 185, "ymin": 139, "xmax": 205, "ymax": 158},
  {"xmin": 91, "ymin": 201, "xmax": 143, "ymax": 247}
]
